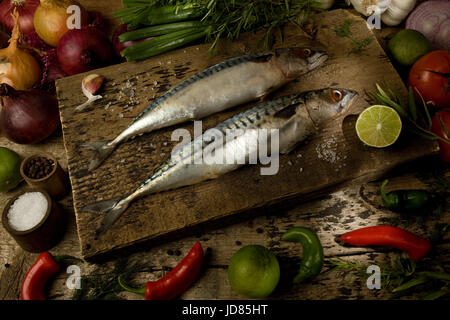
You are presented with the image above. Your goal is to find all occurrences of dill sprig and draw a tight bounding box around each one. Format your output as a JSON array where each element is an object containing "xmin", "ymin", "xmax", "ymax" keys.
[
  {"xmin": 333, "ymin": 18, "xmax": 373, "ymax": 54},
  {"xmin": 201, "ymin": 0, "xmax": 321, "ymax": 53},
  {"xmin": 72, "ymin": 259, "xmax": 147, "ymax": 300}
]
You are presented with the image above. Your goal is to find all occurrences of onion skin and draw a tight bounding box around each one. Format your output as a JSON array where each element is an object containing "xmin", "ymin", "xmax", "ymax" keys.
[
  {"xmin": 0, "ymin": 0, "xmax": 39, "ymax": 34},
  {"xmin": 57, "ymin": 26, "xmax": 114, "ymax": 75},
  {"xmin": 0, "ymin": 84, "xmax": 60, "ymax": 144},
  {"xmin": 34, "ymin": 0, "xmax": 90, "ymax": 47},
  {"xmin": 406, "ymin": 0, "xmax": 450, "ymax": 51},
  {"xmin": 0, "ymin": 30, "xmax": 9, "ymax": 48},
  {"xmin": 0, "ymin": 9, "xmax": 41, "ymax": 90},
  {"xmin": 112, "ymin": 24, "xmax": 151, "ymax": 59}
]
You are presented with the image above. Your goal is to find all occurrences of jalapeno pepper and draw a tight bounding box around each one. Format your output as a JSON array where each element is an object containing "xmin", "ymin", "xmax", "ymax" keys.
[
  {"xmin": 281, "ymin": 227, "xmax": 324, "ymax": 283},
  {"xmin": 118, "ymin": 241, "xmax": 204, "ymax": 300},
  {"xmin": 20, "ymin": 252, "xmax": 81, "ymax": 300},
  {"xmin": 340, "ymin": 226, "xmax": 431, "ymax": 262},
  {"xmin": 380, "ymin": 179, "xmax": 435, "ymax": 211}
]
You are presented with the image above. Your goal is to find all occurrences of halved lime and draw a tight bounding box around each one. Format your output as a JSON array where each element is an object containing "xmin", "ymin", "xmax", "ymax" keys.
[{"xmin": 355, "ymin": 105, "xmax": 402, "ymax": 148}]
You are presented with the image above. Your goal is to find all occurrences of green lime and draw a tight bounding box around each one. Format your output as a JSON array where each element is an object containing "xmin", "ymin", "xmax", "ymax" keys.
[
  {"xmin": 388, "ymin": 29, "xmax": 430, "ymax": 67},
  {"xmin": 356, "ymin": 105, "xmax": 402, "ymax": 148},
  {"xmin": 228, "ymin": 245, "xmax": 280, "ymax": 298},
  {"xmin": 0, "ymin": 147, "xmax": 22, "ymax": 192}
]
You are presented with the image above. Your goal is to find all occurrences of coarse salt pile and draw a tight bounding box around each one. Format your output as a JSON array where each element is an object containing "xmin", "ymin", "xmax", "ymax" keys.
[{"xmin": 7, "ymin": 192, "xmax": 48, "ymax": 232}]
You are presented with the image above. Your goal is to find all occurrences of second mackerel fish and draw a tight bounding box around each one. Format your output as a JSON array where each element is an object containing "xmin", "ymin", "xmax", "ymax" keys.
[
  {"xmin": 86, "ymin": 47, "xmax": 328, "ymax": 170},
  {"xmin": 82, "ymin": 88, "xmax": 358, "ymax": 238}
]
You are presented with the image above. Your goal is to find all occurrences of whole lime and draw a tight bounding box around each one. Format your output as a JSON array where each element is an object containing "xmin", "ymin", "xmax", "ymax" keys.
[
  {"xmin": 388, "ymin": 29, "xmax": 430, "ymax": 67},
  {"xmin": 227, "ymin": 245, "xmax": 280, "ymax": 298},
  {"xmin": 0, "ymin": 147, "xmax": 22, "ymax": 192}
]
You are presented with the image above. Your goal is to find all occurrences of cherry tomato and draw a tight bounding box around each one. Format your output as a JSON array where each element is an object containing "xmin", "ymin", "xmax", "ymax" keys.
[
  {"xmin": 408, "ymin": 50, "xmax": 450, "ymax": 108},
  {"xmin": 431, "ymin": 108, "xmax": 450, "ymax": 163}
]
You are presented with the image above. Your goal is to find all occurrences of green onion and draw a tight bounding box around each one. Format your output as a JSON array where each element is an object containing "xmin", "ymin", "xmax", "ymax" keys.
[
  {"xmin": 119, "ymin": 21, "xmax": 207, "ymax": 42},
  {"xmin": 122, "ymin": 27, "xmax": 209, "ymax": 62},
  {"xmin": 116, "ymin": 4, "xmax": 205, "ymax": 26},
  {"xmin": 421, "ymin": 290, "xmax": 449, "ymax": 300},
  {"xmin": 392, "ymin": 276, "xmax": 428, "ymax": 293},
  {"xmin": 408, "ymin": 86, "xmax": 417, "ymax": 122}
]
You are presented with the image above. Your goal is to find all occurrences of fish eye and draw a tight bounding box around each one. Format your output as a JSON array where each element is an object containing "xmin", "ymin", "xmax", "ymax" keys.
[
  {"xmin": 332, "ymin": 89, "xmax": 343, "ymax": 101},
  {"xmin": 303, "ymin": 48, "xmax": 312, "ymax": 56}
]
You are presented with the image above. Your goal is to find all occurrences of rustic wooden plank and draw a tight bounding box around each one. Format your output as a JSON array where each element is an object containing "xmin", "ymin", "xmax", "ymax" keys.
[
  {"xmin": 2, "ymin": 171, "xmax": 447, "ymax": 300},
  {"xmin": 2, "ymin": 168, "xmax": 448, "ymax": 299},
  {"xmin": 55, "ymin": 9, "xmax": 438, "ymax": 259}
]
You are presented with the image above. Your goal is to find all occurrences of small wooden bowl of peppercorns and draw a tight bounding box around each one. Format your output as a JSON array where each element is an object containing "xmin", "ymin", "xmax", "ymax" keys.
[{"xmin": 20, "ymin": 153, "xmax": 69, "ymax": 199}]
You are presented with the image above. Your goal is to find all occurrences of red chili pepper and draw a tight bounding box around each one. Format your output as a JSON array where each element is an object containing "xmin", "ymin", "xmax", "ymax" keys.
[
  {"xmin": 118, "ymin": 241, "xmax": 204, "ymax": 300},
  {"xmin": 20, "ymin": 252, "xmax": 80, "ymax": 300},
  {"xmin": 340, "ymin": 226, "xmax": 431, "ymax": 262}
]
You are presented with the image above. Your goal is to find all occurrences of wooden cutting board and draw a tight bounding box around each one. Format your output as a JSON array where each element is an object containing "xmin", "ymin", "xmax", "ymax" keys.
[{"xmin": 56, "ymin": 9, "xmax": 438, "ymax": 259}]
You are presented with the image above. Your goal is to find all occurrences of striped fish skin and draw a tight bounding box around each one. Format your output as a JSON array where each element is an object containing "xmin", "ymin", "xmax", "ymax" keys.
[
  {"xmin": 83, "ymin": 88, "xmax": 357, "ymax": 238},
  {"xmin": 87, "ymin": 47, "xmax": 328, "ymax": 171}
]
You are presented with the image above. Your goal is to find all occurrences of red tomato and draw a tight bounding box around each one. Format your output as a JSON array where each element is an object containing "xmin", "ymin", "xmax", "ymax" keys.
[
  {"xmin": 408, "ymin": 50, "xmax": 450, "ymax": 108},
  {"xmin": 431, "ymin": 108, "xmax": 450, "ymax": 163}
]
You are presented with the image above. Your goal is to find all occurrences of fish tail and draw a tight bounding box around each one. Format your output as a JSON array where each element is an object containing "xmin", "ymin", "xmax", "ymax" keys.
[
  {"xmin": 81, "ymin": 141, "xmax": 115, "ymax": 171},
  {"xmin": 80, "ymin": 197, "xmax": 130, "ymax": 239}
]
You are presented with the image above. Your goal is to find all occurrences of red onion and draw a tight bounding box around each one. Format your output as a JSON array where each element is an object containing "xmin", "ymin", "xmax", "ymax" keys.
[
  {"xmin": 112, "ymin": 24, "xmax": 152, "ymax": 59},
  {"xmin": 0, "ymin": 84, "xmax": 60, "ymax": 144},
  {"xmin": 0, "ymin": 29, "xmax": 9, "ymax": 49},
  {"xmin": 57, "ymin": 26, "xmax": 115, "ymax": 76},
  {"xmin": 0, "ymin": 0, "xmax": 39, "ymax": 34},
  {"xmin": 406, "ymin": 0, "xmax": 450, "ymax": 51},
  {"xmin": 34, "ymin": 48, "xmax": 67, "ymax": 93}
]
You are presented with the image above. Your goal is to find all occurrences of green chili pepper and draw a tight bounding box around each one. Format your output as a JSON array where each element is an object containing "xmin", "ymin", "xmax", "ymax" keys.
[
  {"xmin": 380, "ymin": 179, "xmax": 435, "ymax": 211},
  {"xmin": 281, "ymin": 227, "xmax": 324, "ymax": 283}
]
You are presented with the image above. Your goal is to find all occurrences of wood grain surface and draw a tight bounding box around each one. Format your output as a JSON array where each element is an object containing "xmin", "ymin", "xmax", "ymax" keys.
[
  {"xmin": 1, "ymin": 1, "xmax": 448, "ymax": 301},
  {"xmin": 55, "ymin": 9, "xmax": 438, "ymax": 259}
]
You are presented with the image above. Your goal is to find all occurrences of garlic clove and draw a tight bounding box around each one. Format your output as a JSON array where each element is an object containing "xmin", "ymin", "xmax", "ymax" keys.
[
  {"xmin": 76, "ymin": 74, "xmax": 104, "ymax": 111},
  {"xmin": 82, "ymin": 74, "xmax": 104, "ymax": 98}
]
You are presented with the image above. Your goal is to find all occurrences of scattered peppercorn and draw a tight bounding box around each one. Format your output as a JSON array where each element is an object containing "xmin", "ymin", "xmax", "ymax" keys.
[{"xmin": 24, "ymin": 157, "xmax": 55, "ymax": 180}]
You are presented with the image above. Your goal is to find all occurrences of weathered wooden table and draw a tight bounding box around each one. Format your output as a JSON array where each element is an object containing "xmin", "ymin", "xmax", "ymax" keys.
[{"xmin": 0, "ymin": 2, "xmax": 449, "ymax": 300}]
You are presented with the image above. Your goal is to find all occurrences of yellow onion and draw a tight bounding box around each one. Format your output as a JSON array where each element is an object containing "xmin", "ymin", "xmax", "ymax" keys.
[
  {"xmin": 34, "ymin": 0, "xmax": 89, "ymax": 47},
  {"xmin": 0, "ymin": 9, "xmax": 41, "ymax": 90}
]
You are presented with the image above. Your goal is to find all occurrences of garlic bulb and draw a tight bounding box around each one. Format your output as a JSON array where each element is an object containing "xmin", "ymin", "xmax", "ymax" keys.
[
  {"xmin": 347, "ymin": 0, "xmax": 417, "ymax": 26},
  {"xmin": 346, "ymin": 0, "xmax": 390, "ymax": 16},
  {"xmin": 381, "ymin": 0, "xmax": 417, "ymax": 26}
]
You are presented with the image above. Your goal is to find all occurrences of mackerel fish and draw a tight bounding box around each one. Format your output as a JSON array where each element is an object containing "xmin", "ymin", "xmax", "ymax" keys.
[
  {"xmin": 82, "ymin": 88, "xmax": 358, "ymax": 238},
  {"xmin": 86, "ymin": 47, "xmax": 328, "ymax": 170}
]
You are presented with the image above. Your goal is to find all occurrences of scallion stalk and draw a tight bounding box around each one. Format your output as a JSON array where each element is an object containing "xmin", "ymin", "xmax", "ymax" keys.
[
  {"xmin": 119, "ymin": 21, "xmax": 206, "ymax": 42},
  {"xmin": 122, "ymin": 27, "xmax": 209, "ymax": 62}
]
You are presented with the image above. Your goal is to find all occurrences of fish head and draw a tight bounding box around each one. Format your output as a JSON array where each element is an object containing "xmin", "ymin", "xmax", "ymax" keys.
[
  {"xmin": 305, "ymin": 88, "xmax": 358, "ymax": 126},
  {"xmin": 274, "ymin": 47, "xmax": 328, "ymax": 79}
]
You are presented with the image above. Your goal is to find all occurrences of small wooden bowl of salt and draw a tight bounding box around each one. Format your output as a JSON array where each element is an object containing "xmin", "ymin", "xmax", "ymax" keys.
[{"xmin": 1, "ymin": 189, "xmax": 66, "ymax": 253}]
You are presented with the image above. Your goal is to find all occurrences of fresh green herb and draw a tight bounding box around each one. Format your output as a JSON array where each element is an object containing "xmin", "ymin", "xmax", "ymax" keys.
[
  {"xmin": 115, "ymin": 0, "xmax": 323, "ymax": 61},
  {"xmin": 330, "ymin": 251, "xmax": 450, "ymax": 300},
  {"xmin": 72, "ymin": 259, "xmax": 147, "ymax": 300},
  {"xmin": 369, "ymin": 83, "xmax": 450, "ymax": 144},
  {"xmin": 333, "ymin": 18, "xmax": 373, "ymax": 54}
]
